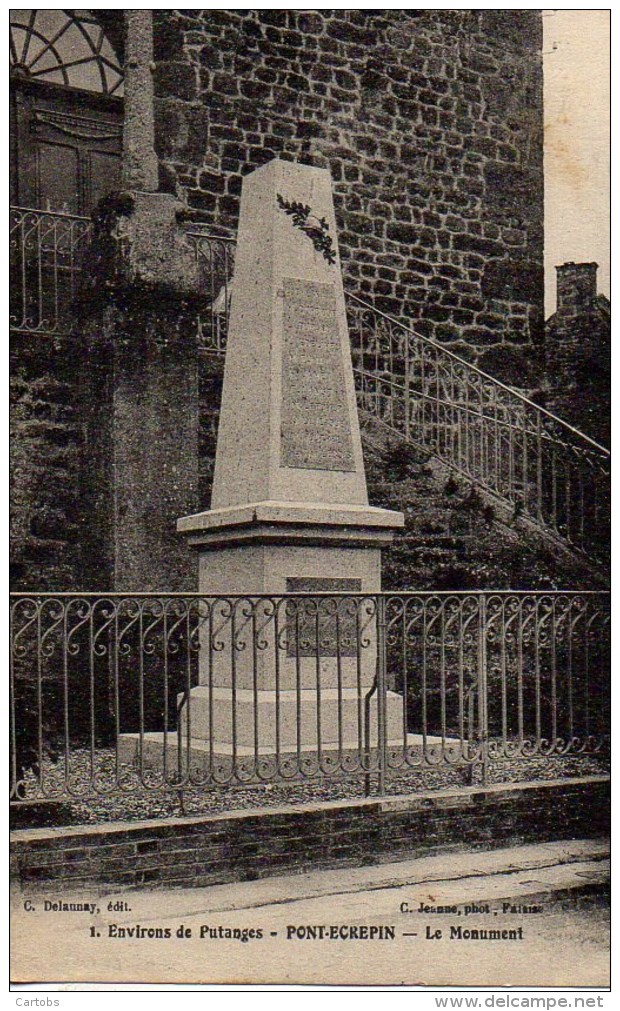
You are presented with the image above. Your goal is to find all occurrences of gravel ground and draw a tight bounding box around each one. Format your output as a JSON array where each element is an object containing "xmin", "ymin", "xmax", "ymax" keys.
[{"xmin": 13, "ymin": 748, "xmax": 609, "ymax": 827}]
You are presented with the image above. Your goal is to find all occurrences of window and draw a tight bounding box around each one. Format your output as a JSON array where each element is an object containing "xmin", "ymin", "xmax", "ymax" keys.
[{"xmin": 10, "ymin": 9, "xmax": 124, "ymax": 96}]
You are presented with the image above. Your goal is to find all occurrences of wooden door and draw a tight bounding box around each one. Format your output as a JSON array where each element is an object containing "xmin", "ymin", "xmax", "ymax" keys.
[{"xmin": 12, "ymin": 80, "xmax": 123, "ymax": 215}]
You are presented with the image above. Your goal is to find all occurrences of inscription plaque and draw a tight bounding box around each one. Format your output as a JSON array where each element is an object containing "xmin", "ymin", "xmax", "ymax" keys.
[
  {"xmin": 286, "ymin": 577, "xmax": 362, "ymax": 657},
  {"xmin": 281, "ymin": 277, "xmax": 356, "ymax": 472}
]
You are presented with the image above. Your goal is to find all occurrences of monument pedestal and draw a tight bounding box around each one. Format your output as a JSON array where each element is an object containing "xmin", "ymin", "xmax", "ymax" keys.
[{"xmin": 175, "ymin": 500, "xmax": 404, "ymax": 757}]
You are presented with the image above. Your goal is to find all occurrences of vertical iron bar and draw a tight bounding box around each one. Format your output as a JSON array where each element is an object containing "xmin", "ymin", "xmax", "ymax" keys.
[
  {"xmin": 315, "ymin": 599, "xmax": 323, "ymax": 769},
  {"xmin": 63, "ymin": 604, "xmax": 71, "ymax": 795},
  {"xmin": 252, "ymin": 601, "xmax": 259, "ymax": 770},
  {"xmin": 522, "ymin": 413, "xmax": 529, "ymax": 516},
  {"xmin": 404, "ymin": 346, "xmax": 411, "ymax": 441},
  {"xmin": 567, "ymin": 597, "xmax": 575, "ymax": 740},
  {"xmin": 458, "ymin": 601, "xmax": 465, "ymax": 757},
  {"xmin": 550, "ymin": 597, "xmax": 557, "ymax": 745},
  {"xmin": 335, "ymin": 600, "xmax": 344, "ymax": 766},
  {"xmin": 36, "ymin": 602, "xmax": 44, "ymax": 794},
  {"xmin": 231, "ymin": 600, "xmax": 238, "ymax": 779},
  {"xmin": 583, "ymin": 602, "xmax": 590, "ymax": 739},
  {"xmin": 517, "ymin": 600, "xmax": 524, "ymax": 744},
  {"xmin": 162, "ymin": 603, "xmax": 169, "ymax": 781},
  {"xmin": 9, "ymin": 604, "xmax": 18, "ymax": 799},
  {"xmin": 113, "ymin": 604, "xmax": 120, "ymax": 789},
  {"xmin": 500, "ymin": 600, "xmax": 507, "ymax": 748},
  {"xmin": 551, "ymin": 445, "xmax": 558, "ymax": 532},
  {"xmin": 295, "ymin": 601, "xmax": 302, "ymax": 773},
  {"xmin": 208, "ymin": 600, "xmax": 215, "ymax": 781},
  {"xmin": 273, "ymin": 598, "xmax": 281, "ymax": 773},
  {"xmin": 440, "ymin": 601, "xmax": 447, "ymax": 752},
  {"xmin": 138, "ymin": 603, "xmax": 145, "ymax": 783},
  {"xmin": 534, "ymin": 598, "xmax": 542, "ymax": 749},
  {"xmin": 20, "ymin": 214, "xmax": 28, "ymax": 326},
  {"xmin": 36, "ymin": 217, "xmax": 44, "ymax": 327},
  {"xmin": 355, "ymin": 602, "xmax": 364, "ymax": 766},
  {"xmin": 477, "ymin": 594, "xmax": 489, "ymax": 786},
  {"xmin": 53, "ymin": 217, "xmax": 60, "ymax": 330},
  {"xmin": 421, "ymin": 599, "xmax": 428, "ymax": 760},
  {"xmin": 401, "ymin": 598, "xmax": 410, "ymax": 756},
  {"xmin": 565, "ymin": 455, "xmax": 572, "ymax": 543},
  {"xmin": 376, "ymin": 594, "xmax": 388, "ymax": 796},
  {"xmin": 536, "ymin": 412, "xmax": 543, "ymax": 523}
]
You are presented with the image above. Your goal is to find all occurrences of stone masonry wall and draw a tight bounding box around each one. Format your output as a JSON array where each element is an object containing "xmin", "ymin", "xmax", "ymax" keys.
[
  {"xmin": 9, "ymin": 10, "xmax": 546, "ymax": 593},
  {"xmin": 10, "ymin": 348, "xmax": 84, "ymax": 591},
  {"xmin": 153, "ymin": 9, "xmax": 544, "ymax": 384}
]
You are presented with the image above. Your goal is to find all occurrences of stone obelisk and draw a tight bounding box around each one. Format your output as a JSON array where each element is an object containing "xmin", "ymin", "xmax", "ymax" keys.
[{"xmin": 177, "ymin": 158, "xmax": 404, "ymax": 755}]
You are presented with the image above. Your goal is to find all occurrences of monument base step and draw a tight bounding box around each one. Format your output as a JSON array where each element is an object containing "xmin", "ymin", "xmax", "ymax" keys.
[
  {"xmin": 117, "ymin": 730, "xmax": 461, "ymax": 768},
  {"xmin": 176, "ymin": 686, "xmax": 408, "ymax": 750}
]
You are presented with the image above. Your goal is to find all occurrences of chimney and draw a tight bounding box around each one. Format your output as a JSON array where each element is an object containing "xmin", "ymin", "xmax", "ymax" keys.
[{"xmin": 555, "ymin": 262, "xmax": 598, "ymax": 311}]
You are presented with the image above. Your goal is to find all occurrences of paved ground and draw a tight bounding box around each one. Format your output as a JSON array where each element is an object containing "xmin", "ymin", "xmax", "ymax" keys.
[{"xmin": 11, "ymin": 839, "xmax": 609, "ymax": 988}]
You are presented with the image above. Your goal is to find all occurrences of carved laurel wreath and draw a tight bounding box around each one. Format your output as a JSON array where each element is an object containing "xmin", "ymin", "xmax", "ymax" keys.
[{"xmin": 276, "ymin": 194, "xmax": 336, "ymax": 264}]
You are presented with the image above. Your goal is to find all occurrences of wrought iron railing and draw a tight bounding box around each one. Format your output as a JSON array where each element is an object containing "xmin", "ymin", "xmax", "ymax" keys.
[
  {"xmin": 9, "ymin": 206, "xmax": 93, "ymax": 338},
  {"xmin": 8, "ymin": 207, "xmax": 235, "ymax": 346},
  {"xmin": 185, "ymin": 228, "xmax": 235, "ymax": 354},
  {"xmin": 346, "ymin": 296, "xmax": 610, "ymax": 564},
  {"xmin": 10, "ymin": 591, "xmax": 609, "ymax": 807},
  {"xmin": 9, "ymin": 217, "xmax": 610, "ymax": 564}
]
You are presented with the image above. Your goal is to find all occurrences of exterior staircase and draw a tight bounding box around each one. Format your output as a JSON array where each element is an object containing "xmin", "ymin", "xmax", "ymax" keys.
[
  {"xmin": 346, "ymin": 295, "xmax": 610, "ymax": 577},
  {"xmin": 360, "ymin": 421, "xmax": 607, "ymax": 591}
]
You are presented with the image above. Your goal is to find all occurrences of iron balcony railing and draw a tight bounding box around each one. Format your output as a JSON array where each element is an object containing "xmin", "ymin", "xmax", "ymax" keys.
[
  {"xmin": 9, "ymin": 214, "xmax": 610, "ymax": 564},
  {"xmin": 185, "ymin": 228, "xmax": 235, "ymax": 353},
  {"xmin": 9, "ymin": 205, "xmax": 93, "ymax": 338},
  {"xmin": 10, "ymin": 591, "xmax": 609, "ymax": 806}
]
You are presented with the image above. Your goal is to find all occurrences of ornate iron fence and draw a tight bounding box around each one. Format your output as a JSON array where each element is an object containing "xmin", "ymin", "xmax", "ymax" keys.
[
  {"xmin": 10, "ymin": 591, "xmax": 609, "ymax": 806},
  {"xmin": 8, "ymin": 207, "xmax": 235, "ymax": 347}
]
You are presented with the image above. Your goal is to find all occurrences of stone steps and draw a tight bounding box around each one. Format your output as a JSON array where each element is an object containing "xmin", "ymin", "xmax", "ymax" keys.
[{"xmin": 360, "ymin": 419, "xmax": 605, "ymax": 591}]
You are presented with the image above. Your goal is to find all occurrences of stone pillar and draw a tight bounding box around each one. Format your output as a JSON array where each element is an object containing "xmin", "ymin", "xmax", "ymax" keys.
[
  {"xmin": 80, "ymin": 304, "xmax": 201, "ymax": 592},
  {"xmin": 123, "ymin": 10, "xmax": 158, "ymax": 192},
  {"xmin": 176, "ymin": 159, "xmax": 405, "ymax": 756},
  {"xmin": 77, "ymin": 7, "xmax": 205, "ymax": 591}
]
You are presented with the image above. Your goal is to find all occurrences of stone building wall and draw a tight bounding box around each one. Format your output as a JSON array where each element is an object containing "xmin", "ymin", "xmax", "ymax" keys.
[{"xmin": 153, "ymin": 8, "xmax": 544, "ymax": 384}]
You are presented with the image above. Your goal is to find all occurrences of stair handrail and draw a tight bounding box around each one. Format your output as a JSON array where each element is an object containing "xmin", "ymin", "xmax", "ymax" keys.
[{"xmin": 347, "ymin": 293, "xmax": 610, "ymax": 459}]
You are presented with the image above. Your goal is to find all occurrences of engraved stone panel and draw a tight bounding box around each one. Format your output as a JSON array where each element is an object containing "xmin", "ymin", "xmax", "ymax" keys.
[
  {"xmin": 281, "ymin": 277, "xmax": 355, "ymax": 472},
  {"xmin": 286, "ymin": 577, "xmax": 363, "ymax": 657}
]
